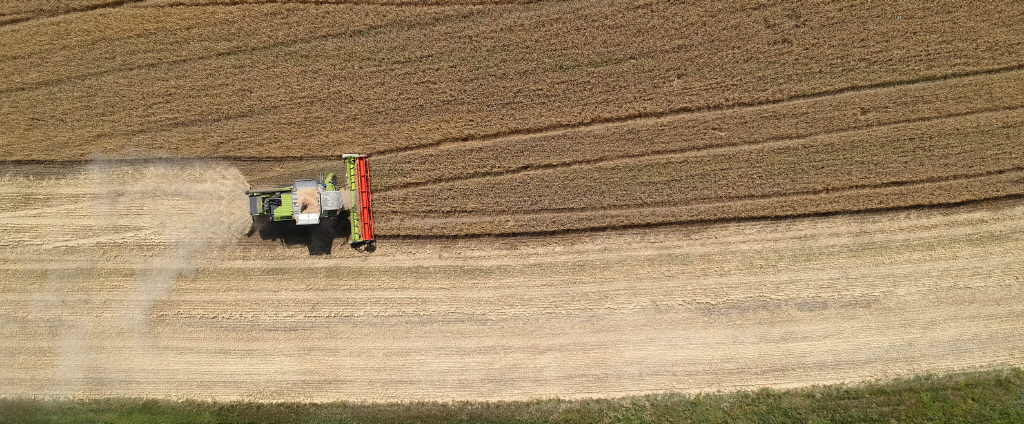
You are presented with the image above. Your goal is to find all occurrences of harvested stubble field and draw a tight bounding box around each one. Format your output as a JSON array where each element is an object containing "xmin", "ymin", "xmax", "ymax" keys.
[
  {"xmin": 1, "ymin": 0, "xmax": 1024, "ymax": 403},
  {"xmin": 2, "ymin": 165, "xmax": 1023, "ymax": 401}
]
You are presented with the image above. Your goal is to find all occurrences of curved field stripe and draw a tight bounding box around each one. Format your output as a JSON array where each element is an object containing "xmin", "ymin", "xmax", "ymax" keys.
[
  {"xmin": 495, "ymin": 166, "xmax": 1024, "ymax": 217},
  {"xmin": 5, "ymin": 1, "xmax": 1021, "ymax": 163},
  {"xmin": 384, "ymin": 167, "xmax": 1024, "ymax": 218},
  {"xmin": 137, "ymin": 0, "xmax": 546, "ymax": 7},
  {"xmin": 378, "ymin": 168, "xmax": 1024, "ymax": 237},
  {"xmin": 378, "ymin": 104, "xmax": 1024, "ymax": 193},
  {"xmin": 369, "ymin": 63, "xmax": 1024, "ymax": 158},
  {"xmin": 375, "ymin": 107, "xmax": 1024, "ymax": 219},
  {"xmin": 0, "ymin": 17, "xmax": 452, "ymax": 95},
  {"xmin": 3, "ymin": 66, "xmax": 1023, "ymax": 168},
  {"xmin": 0, "ymin": 0, "xmax": 145, "ymax": 27},
  {"xmin": 0, "ymin": 0, "xmax": 522, "ymax": 28}
]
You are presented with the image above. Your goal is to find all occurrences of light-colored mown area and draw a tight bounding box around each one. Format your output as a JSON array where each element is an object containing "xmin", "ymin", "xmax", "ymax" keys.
[
  {"xmin": 1, "ymin": 164, "xmax": 1023, "ymax": 401},
  {"xmin": 1, "ymin": 0, "xmax": 1023, "ymax": 402}
]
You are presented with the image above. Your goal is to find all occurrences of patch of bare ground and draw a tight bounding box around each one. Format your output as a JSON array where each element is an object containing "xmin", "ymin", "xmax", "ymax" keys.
[
  {"xmin": 1, "ymin": 166, "xmax": 1022, "ymax": 400},
  {"xmin": 1, "ymin": 1, "xmax": 1022, "ymax": 160}
]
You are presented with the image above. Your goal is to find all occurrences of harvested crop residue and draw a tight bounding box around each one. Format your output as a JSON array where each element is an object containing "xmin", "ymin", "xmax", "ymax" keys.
[{"xmin": 2, "ymin": 185, "xmax": 1022, "ymax": 401}]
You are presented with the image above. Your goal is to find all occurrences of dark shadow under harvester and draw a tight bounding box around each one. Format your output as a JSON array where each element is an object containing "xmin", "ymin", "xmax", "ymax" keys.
[{"xmin": 248, "ymin": 215, "xmax": 350, "ymax": 255}]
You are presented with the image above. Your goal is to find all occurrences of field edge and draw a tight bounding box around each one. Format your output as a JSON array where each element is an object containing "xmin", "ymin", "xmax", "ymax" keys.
[{"xmin": 2, "ymin": 367, "xmax": 1022, "ymax": 423}]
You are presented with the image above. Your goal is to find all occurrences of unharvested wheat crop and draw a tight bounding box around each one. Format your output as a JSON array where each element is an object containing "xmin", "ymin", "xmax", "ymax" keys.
[
  {"xmin": 374, "ymin": 98, "xmax": 1024, "ymax": 235},
  {"xmin": 1, "ymin": 1, "xmax": 1022, "ymax": 160}
]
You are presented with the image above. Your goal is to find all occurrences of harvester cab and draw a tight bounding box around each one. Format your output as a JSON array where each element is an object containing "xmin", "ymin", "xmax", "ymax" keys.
[{"xmin": 245, "ymin": 154, "xmax": 376, "ymax": 252}]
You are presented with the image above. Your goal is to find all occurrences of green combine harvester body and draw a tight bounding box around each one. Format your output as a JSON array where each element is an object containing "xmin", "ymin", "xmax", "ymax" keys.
[{"xmin": 245, "ymin": 154, "xmax": 376, "ymax": 252}]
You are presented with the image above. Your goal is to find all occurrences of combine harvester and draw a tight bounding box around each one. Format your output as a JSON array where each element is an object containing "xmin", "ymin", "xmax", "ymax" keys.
[{"xmin": 245, "ymin": 154, "xmax": 376, "ymax": 252}]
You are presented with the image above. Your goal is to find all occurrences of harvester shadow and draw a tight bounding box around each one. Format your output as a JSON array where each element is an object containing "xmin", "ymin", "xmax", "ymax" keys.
[{"xmin": 249, "ymin": 216, "xmax": 351, "ymax": 255}]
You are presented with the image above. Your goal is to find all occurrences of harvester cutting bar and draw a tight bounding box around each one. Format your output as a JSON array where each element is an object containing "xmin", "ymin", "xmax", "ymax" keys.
[
  {"xmin": 355, "ymin": 156, "xmax": 375, "ymax": 242},
  {"xmin": 345, "ymin": 154, "xmax": 376, "ymax": 250}
]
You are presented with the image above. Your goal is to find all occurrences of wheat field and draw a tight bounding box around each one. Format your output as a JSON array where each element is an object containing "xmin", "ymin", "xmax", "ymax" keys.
[{"xmin": 1, "ymin": 0, "xmax": 1023, "ymax": 402}]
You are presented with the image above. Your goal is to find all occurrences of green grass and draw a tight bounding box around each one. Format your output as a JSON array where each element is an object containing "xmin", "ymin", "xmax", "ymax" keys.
[{"xmin": 3, "ymin": 368, "xmax": 1023, "ymax": 424}]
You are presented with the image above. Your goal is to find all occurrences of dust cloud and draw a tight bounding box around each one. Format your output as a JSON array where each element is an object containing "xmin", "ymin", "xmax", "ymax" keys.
[
  {"xmin": 2, "ymin": 157, "xmax": 252, "ymax": 396},
  {"xmin": 81, "ymin": 158, "xmax": 251, "ymax": 325},
  {"xmin": 97, "ymin": 160, "xmax": 251, "ymax": 323}
]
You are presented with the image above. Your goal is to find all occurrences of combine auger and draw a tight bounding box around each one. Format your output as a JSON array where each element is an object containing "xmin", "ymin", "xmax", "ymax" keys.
[{"xmin": 245, "ymin": 154, "xmax": 376, "ymax": 252}]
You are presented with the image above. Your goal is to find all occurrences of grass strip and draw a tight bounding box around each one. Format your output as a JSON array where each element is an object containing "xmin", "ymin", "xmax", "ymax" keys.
[{"xmin": 2, "ymin": 368, "xmax": 1022, "ymax": 423}]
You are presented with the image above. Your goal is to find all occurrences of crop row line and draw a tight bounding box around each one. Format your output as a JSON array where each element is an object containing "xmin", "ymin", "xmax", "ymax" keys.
[
  {"xmin": 0, "ymin": 9, "xmax": 482, "ymax": 95},
  {"xmin": 506, "ymin": 166, "xmax": 1024, "ymax": 217},
  {"xmin": 0, "ymin": 0, "xmax": 523, "ymax": 29},
  {"xmin": 389, "ymin": 166, "xmax": 1024, "ymax": 218},
  {"xmin": 378, "ymin": 104, "xmax": 1024, "ymax": 192},
  {"xmin": 370, "ymin": 63, "xmax": 1024, "ymax": 158},
  {"xmin": 137, "ymin": 0, "xmax": 546, "ymax": 9},
  {"xmin": 381, "ymin": 192, "xmax": 1024, "ymax": 240},
  {"xmin": 0, "ymin": 0, "xmax": 146, "ymax": 28},
  {"xmin": 4, "ymin": 66, "xmax": 1023, "ymax": 168}
]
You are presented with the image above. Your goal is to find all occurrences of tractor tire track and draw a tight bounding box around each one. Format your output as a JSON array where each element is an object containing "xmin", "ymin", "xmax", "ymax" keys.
[
  {"xmin": 0, "ymin": 15, "xmax": 33, "ymax": 25},
  {"xmin": 135, "ymin": 0, "xmax": 546, "ymax": 8},
  {"xmin": 0, "ymin": 0, "xmax": 146, "ymax": 28},
  {"xmin": 4, "ymin": 66, "xmax": 1023, "ymax": 168},
  {"xmin": 380, "ymin": 194, "xmax": 1024, "ymax": 240},
  {"xmin": 369, "ymin": 63, "xmax": 1024, "ymax": 158},
  {"xmin": 380, "ymin": 183, "xmax": 1024, "ymax": 239},
  {"xmin": 492, "ymin": 167, "xmax": 1024, "ymax": 218},
  {"xmin": 0, "ymin": 8, "xmax": 483, "ymax": 95},
  {"xmin": 0, "ymin": 0, "xmax": 511, "ymax": 29},
  {"xmin": 387, "ymin": 166, "xmax": 1024, "ymax": 220},
  {"xmin": 378, "ymin": 104, "xmax": 1024, "ymax": 193}
]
